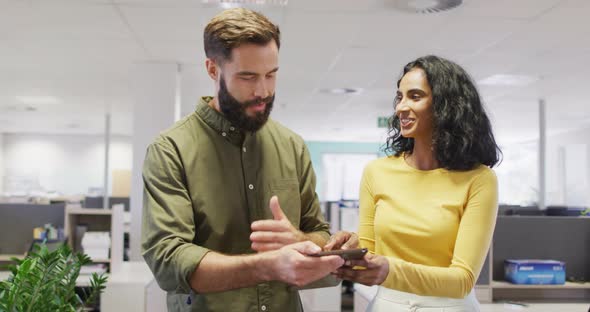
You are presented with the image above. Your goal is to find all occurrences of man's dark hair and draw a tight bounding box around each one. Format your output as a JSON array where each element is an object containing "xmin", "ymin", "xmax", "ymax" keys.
[{"xmin": 204, "ymin": 8, "xmax": 280, "ymax": 64}]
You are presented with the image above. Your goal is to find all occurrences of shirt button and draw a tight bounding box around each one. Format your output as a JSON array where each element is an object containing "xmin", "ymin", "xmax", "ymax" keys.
[
  {"xmin": 248, "ymin": 184, "xmax": 254, "ymax": 190},
  {"xmin": 230, "ymin": 126, "xmax": 235, "ymax": 131},
  {"xmin": 261, "ymin": 305, "xmax": 267, "ymax": 311},
  {"xmin": 242, "ymin": 147, "xmax": 247, "ymax": 152},
  {"xmin": 221, "ymin": 132, "xmax": 227, "ymax": 137}
]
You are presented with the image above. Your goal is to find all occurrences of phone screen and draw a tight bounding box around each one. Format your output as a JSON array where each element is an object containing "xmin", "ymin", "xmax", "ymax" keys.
[{"xmin": 310, "ymin": 248, "xmax": 368, "ymax": 260}]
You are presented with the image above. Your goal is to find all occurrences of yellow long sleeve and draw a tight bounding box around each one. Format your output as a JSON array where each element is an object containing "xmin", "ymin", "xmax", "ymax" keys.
[{"xmin": 358, "ymin": 156, "xmax": 498, "ymax": 298}]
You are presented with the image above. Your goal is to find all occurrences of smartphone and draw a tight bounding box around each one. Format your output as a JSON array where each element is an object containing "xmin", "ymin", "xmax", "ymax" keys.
[{"xmin": 310, "ymin": 248, "xmax": 368, "ymax": 260}]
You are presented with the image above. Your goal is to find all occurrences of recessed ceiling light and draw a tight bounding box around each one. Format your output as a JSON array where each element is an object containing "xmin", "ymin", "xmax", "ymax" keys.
[
  {"xmin": 392, "ymin": 0, "xmax": 462, "ymax": 14},
  {"xmin": 319, "ymin": 88, "xmax": 364, "ymax": 95},
  {"xmin": 478, "ymin": 74, "xmax": 540, "ymax": 87},
  {"xmin": 15, "ymin": 96, "xmax": 60, "ymax": 105}
]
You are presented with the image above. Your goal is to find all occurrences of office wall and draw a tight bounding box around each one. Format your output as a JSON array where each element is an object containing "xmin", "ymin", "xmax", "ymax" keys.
[
  {"xmin": 0, "ymin": 133, "xmax": 3, "ymax": 194},
  {"xmin": 308, "ymin": 132, "xmax": 590, "ymax": 207},
  {"xmin": 2, "ymin": 128, "xmax": 586, "ymax": 203},
  {"xmin": 306, "ymin": 141, "xmax": 384, "ymax": 200},
  {"xmin": 545, "ymin": 126, "xmax": 590, "ymax": 207},
  {"xmin": 495, "ymin": 141, "xmax": 538, "ymax": 205},
  {"xmin": 495, "ymin": 126, "xmax": 590, "ymax": 206},
  {"xmin": 2, "ymin": 133, "xmax": 132, "ymax": 196}
]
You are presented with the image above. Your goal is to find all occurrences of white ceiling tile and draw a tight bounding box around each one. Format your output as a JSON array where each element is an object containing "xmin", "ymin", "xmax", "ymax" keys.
[
  {"xmin": 1, "ymin": 110, "xmax": 132, "ymax": 136},
  {"xmin": 287, "ymin": 0, "xmax": 381, "ymax": 12},
  {"xmin": 0, "ymin": 0, "xmax": 588, "ymax": 141},
  {"xmin": 281, "ymin": 11, "xmax": 361, "ymax": 49},
  {"xmin": 460, "ymin": 0, "xmax": 564, "ymax": 19},
  {"xmin": 113, "ymin": 0, "xmax": 198, "ymax": 5},
  {"xmin": 143, "ymin": 40, "xmax": 204, "ymax": 63},
  {"xmin": 327, "ymin": 47, "xmax": 396, "ymax": 76},
  {"xmin": 463, "ymin": 51, "xmax": 533, "ymax": 81},
  {"xmin": 0, "ymin": 38, "xmax": 145, "ymax": 71},
  {"xmin": 0, "ymin": 3, "xmax": 131, "ymax": 40},
  {"xmin": 352, "ymin": 11, "xmax": 451, "ymax": 49},
  {"xmin": 117, "ymin": 5, "xmax": 217, "ymax": 42},
  {"xmin": 426, "ymin": 17, "xmax": 525, "ymax": 55}
]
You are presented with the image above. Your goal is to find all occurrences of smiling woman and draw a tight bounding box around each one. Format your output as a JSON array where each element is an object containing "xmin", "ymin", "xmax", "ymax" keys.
[
  {"xmin": 330, "ymin": 55, "xmax": 502, "ymax": 312},
  {"xmin": 386, "ymin": 55, "xmax": 501, "ymax": 171}
]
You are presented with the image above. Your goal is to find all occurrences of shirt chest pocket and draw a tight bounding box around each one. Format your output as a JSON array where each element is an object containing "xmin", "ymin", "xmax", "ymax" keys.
[{"xmin": 268, "ymin": 178, "xmax": 301, "ymax": 228}]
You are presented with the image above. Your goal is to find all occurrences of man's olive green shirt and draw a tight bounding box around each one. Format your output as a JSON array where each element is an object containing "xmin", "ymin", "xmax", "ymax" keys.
[{"xmin": 142, "ymin": 97, "xmax": 330, "ymax": 312}]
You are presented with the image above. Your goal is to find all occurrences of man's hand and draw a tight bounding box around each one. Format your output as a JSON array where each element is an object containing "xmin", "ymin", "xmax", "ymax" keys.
[
  {"xmin": 262, "ymin": 241, "xmax": 345, "ymax": 287},
  {"xmin": 250, "ymin": 196, "xmax": 305, "ymax": 252},
  {"xmin": 323, "ymin": 231, "xmax": 359, "ymax": 251},
  {"xmin": 332, "ymin": 253, "xmax": 389, "ymax": 286}
]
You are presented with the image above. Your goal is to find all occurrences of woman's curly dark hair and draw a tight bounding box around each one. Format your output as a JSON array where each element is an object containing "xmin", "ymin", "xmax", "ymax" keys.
[{"xmin": 384, "ymin": 55, "xmax": 502, "ymax": 170}]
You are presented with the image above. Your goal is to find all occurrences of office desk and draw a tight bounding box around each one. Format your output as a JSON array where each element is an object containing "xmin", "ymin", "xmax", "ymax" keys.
[
  {"xmin": 100, "ymin": 261, "xmax": 166, "ymax": 312},
  {"xmin": 0, "ymin": 254, "xmax": 24, "ymax": 262},
  {"xmin": 0, "ymin": 270, "xmax": 99, "ymax": 287}
]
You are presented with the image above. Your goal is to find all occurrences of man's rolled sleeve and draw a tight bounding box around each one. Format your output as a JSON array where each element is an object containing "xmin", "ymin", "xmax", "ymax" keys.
[{"xmin": 141, "ymin": 138, "xmax": 210, "ymax": 293}]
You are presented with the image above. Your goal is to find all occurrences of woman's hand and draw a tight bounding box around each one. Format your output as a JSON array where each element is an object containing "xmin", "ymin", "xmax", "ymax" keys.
[
  {"xmin": 332, "ymin": 253, "xmax": 389, "ymax": 286},
  {"xmin": 323, "ymin": 231, "xmax": 359, "ymax": 251}
]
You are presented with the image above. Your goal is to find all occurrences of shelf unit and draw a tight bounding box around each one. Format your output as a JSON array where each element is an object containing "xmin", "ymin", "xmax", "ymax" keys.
[
  {"xmin": 476, "ymin": 216, "xmax": 590, "ymax": 303},
  {"xmin": 477, "ymin": 279, "xmax": 590, "ymax": 302},
  {"xmin": 65, "ymin": 207, "xmax": 112, "ymax": 264},
  {"xmin": 91, "ymin": 258, "xmax": 111, "ymax": 263},
  {"xmin": 492, "ymin": 281, "xmax": 590, "ymax": 289},
  {"xmin": 64, "ymin": 205, "xmax": 125, "ymax": 272}
]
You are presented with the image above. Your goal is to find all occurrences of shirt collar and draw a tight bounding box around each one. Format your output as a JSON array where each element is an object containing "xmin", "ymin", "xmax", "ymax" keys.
[{"xmin": 196, "ymin": 96, "xmax": 246, "ymax": 145}]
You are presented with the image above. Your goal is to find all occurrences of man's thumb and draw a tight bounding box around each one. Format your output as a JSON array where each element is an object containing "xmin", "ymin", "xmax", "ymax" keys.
[
  {"xmin": 269, "ymin": 195, "xmax": 286, "ymax": 220},
  {"xmin": 290, "ymin": 241, "xmax": 321, "ymax": 255}
]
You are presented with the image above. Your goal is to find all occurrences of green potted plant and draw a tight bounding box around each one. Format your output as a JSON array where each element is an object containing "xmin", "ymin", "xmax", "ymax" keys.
[{"xmin": 0, "ymin": 242, "xmax": 108, "ymax": 312}]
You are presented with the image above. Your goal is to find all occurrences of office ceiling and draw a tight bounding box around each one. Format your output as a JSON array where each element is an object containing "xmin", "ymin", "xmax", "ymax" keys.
[{"xmin": 0, "ymin": 0, "xmax": 589, "ymax": 144}]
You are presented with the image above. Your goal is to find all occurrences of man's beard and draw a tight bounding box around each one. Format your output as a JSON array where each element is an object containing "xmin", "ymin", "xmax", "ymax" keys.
[{"xmin": 218, "ymin": 76, "xmax": 274, "ymax": 132}]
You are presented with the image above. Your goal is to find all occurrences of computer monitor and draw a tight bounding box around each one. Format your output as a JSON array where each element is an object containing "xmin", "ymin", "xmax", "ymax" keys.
[
  {"xmin": 0, "ymin": 203, "xmax": 65, "ymax": 255},
  {"xmin": 84, "ymin": 196, "xmax": 130, "ymax": 211}
]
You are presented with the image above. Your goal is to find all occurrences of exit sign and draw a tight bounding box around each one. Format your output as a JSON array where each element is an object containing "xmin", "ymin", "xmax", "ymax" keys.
[{"xmin": 377, "ymin": 116, "xmax": 389, "ymax": 128}]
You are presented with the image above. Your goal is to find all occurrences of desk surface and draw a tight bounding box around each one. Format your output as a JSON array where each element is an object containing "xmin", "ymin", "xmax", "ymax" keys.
[
  {"xmin": 107, "ymin": 261, "xmax": 154, "ymax": 285},
  {"xmin": 1, "ymin": 261, "xmax": 153, "ymax": 287},
  {"xmin": 0, "ymin": 254, "xmax": 24, "ymax": 261},
  {"xmin": 0, "ymin": 271, "xmax": 104, "ymax": 287}
]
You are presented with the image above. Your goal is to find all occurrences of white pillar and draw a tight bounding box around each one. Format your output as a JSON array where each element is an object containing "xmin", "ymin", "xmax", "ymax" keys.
[
  {"xmin": 0, "ymin": 133, "xmax": 3, "ymax": 194},
  {"xmin": 130, "ymin": 62, "xmax": 180, "ymax": 261},
  {"xmin": 103, "ymin": 113, "xmax": 111, "ymax": 209},
  {"xmin": 538, "ymin": 99, "xmax": 546, "ymax": 210},
  {"xmin": 557, "ymin": 146, "xmax": 566, "ymax": 205}
]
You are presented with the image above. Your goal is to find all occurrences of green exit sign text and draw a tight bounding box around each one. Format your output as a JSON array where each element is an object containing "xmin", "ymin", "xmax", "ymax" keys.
[{"xmin": 377, "ymin": 116, "xmax": 389, "ymax": 128}]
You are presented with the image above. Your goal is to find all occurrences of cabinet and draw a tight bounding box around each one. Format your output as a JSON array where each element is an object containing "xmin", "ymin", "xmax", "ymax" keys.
[
  {"xmin": 476, "ymin": 216, "xmax": 590, "ymax": 302},
  {"xmin": 100, "ymin": 262, "xmax": 166, "ymax": 312},
  {"xmin": 65, "ymin": 207, "xmax": 112, "ymax": 263},
  {"xmin": 64, "ymin": 205, "xmax": 125, "ymax": 271}
]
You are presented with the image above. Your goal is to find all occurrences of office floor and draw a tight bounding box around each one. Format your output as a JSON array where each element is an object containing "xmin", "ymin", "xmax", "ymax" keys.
[
  {"xmin": 341, "ymin": 292, "xmax": 590, "ymax": 312},
  {"xmin": 480, "ymin": 303, "xmax": 590, "ymax": 312}
]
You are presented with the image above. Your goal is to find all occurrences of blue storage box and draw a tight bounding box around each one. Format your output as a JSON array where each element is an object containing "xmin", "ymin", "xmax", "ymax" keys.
[{"xmin": 504, "ymin": 259, "xmax": 566, "ymax": 285}]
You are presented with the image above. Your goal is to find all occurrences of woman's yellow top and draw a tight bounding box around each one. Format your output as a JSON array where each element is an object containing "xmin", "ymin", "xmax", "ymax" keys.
[{"xmin": 358, "ymin": 155, "xmax": 498, "ymax": 298}]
